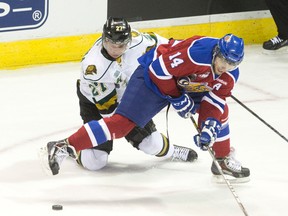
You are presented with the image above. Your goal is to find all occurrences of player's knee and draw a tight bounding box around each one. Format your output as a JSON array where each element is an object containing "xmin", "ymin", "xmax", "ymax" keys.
[
  {"xmin": 78, "ymin": 149, "xmax": 108, "ymax": 171},
  {"xmin": 125, "ymin": 120, "xmax": 156, "ymax": 148}
]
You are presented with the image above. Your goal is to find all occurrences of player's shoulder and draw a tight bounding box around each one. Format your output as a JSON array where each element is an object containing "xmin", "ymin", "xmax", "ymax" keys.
[
  {"xmin": 129, "ymin": 29, "xmax": 144, "ymax": 46},
  {"xmin": 81, "ymin": 39, "xmax": 111, "ymax": 79},
  {"xmin": 191, "ymin": 36, "xmax": 218, "ymax": 48},
  {"xmin": 83, "ymin": 38, "xmax": 102, "ymax": 61},
  {"xmin": 129, "ymin": 29, "xmax": 160, "ymax": 49},
  {"xmin": 226, "ymin": 68, "xmax": 240, "ymax": 83},
  {"xmin": 185, "ymin": 36, "xmax": 218, "ymax": 65}
]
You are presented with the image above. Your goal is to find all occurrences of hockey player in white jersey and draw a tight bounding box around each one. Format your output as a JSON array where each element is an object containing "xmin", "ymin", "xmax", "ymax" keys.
[{"xmin": 70, "ymin": 17, "xmax": 198, "ymax": 173}]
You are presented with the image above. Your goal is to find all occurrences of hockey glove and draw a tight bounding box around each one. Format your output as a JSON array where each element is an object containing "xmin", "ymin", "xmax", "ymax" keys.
[
  {"xmin": 169, "ymin": 94, "xmax": 195, "ymax": 118},
  {"xmin": 194, "ymin": 118, "xmax": 221, "ymax": 151}
]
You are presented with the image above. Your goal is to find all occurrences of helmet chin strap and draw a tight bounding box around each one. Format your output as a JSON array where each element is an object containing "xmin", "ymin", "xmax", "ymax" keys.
[
  {"xmin": 211, "ymin": 46, "xmax": 218, "ymax": 74},
  {"xmin": 213, "ymin": 44, "xmax": 220, "ymax": 58}
]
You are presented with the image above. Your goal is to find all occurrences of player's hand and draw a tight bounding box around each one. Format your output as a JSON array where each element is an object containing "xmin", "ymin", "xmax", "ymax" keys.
[
  {"xmin": 169, "ymin": 94, "xmax": 195, "ymax": 118},
  {"xmin": 194, "ymin": 118, "xmax": 221, "ymax": 150}
]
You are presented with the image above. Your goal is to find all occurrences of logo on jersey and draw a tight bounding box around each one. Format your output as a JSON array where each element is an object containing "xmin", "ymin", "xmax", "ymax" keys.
[
  {"xmin": 85, "ymin": 65, "xmax": 97, "ymax": 75},
  {"xmin": 177, "ymin": 77, "xmax": 212, "ymax": 93},
  {"xmin": 0, "ymin": 0, "xmax": 49, "ymax": 32},
  {"xmin": 113, "ymin": 70, "xmax": 121, "ymax": 79},
  {"xmin": 198, "ymin": 72, "xmax": 210, "ymax": 79},
  {"xmin": 217, "ymin": 78, "xmax": 227, "ymax": 85}
]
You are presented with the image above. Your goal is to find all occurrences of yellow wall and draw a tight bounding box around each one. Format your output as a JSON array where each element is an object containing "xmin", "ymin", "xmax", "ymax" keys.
[{"xmin": 0, "ymin": 17, "xmax": 276, "ymax": 70}]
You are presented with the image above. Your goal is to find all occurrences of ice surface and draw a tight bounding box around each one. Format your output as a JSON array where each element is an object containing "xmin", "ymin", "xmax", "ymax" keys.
[{"xmin": 0, "ymin": 45, "xmax": 287, "ymax": 216}]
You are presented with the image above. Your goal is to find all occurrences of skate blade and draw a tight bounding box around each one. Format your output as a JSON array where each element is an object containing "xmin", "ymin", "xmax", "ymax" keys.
[
  {"xmin": 38, "ymin": 146, "xmax": 53, "ymax": 176},
  {"xmin": 212, "ymin": 174, "xmax": 250, "ymax": 184},
  {"xmin": 170, "ymin": 158, "xmax": 192, "ymax": 163}
]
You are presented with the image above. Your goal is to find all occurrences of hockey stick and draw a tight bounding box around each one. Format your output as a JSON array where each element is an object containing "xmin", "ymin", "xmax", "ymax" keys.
[
  {"xmin": 190, "ymin": 116, "xmax": 249, "ymax": 216},
  {"xmin": 231, "ymin": 95, "xmax": 288, "ymax": 143}
]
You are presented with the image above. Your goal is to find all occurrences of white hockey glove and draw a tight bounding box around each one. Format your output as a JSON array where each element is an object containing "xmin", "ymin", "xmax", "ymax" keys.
[
  {"xmin": 169, "ymin": 93, "xmax": 195, "ymax": 118},
  {"xmin": 194, "ymin": 118, "xmax": 221, "ymax": 150}
]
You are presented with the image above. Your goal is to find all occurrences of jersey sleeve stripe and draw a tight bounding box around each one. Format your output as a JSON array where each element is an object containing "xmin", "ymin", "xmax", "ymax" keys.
[
  {"xmin": 149, "ymin": 56, "xmax": 173, "ymax": 80},
  {"xmin": 202, "ymin": 91, "xmax": 226, "ymax": 114}
]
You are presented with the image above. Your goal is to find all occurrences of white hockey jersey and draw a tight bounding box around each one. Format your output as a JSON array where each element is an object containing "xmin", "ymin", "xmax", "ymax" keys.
[{"xmin": 79, "ymin": 29, "xmax": 169, "ymax": 115}]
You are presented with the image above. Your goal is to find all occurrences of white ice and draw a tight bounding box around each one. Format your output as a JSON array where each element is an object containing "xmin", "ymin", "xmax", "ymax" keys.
[{"xmin": 0, "ymin": 45, "xmax": 287, "ymax": 216}]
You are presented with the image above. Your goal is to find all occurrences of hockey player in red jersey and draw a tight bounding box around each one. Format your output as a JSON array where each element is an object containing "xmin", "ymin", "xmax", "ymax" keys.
[{"xmin": 46, "ymin": 33, "xmax": 250, "ymax": 181}]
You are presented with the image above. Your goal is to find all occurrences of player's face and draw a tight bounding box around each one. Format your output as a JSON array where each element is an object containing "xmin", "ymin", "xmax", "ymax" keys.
[
  {"xmin": 103, "ymin": 38, "xmax": 129, "ymax": 59},
  {"xmin": 213, "ymin": 55, "xmax": 238, "ymax": 75}
]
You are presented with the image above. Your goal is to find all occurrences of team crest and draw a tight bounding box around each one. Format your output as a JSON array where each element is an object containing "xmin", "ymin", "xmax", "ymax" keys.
[
  {"xmin": 85, "ymin": 65, "xmax": 97, "ymax": 75},
  {"xmin": 177, "ymin": 77, "xmax": 212, "ymax": 93}
]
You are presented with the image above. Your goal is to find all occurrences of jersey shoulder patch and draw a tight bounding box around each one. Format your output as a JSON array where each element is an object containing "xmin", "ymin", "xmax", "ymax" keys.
[{"xmin": 85, "ymin": 65, "xmax": 97, "ymax": 75}]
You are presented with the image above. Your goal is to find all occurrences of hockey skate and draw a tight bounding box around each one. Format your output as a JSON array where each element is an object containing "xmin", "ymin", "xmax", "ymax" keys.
[
  {"xmin": 172, "ymin": 145, "xmax": 198, "ymax": 162},
  {"xmin": 47, "ymin": 139, "xmax": 77, "ymax": 175},
  {"xmin": 211, "ymin": 147, "xmax": 250, "ymax": 183}
]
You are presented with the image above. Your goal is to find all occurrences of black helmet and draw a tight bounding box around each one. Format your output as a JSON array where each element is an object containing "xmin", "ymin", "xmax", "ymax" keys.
[{"xmin": 102, "ymin": 17, "xmax": 131, "ymax": 44}]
